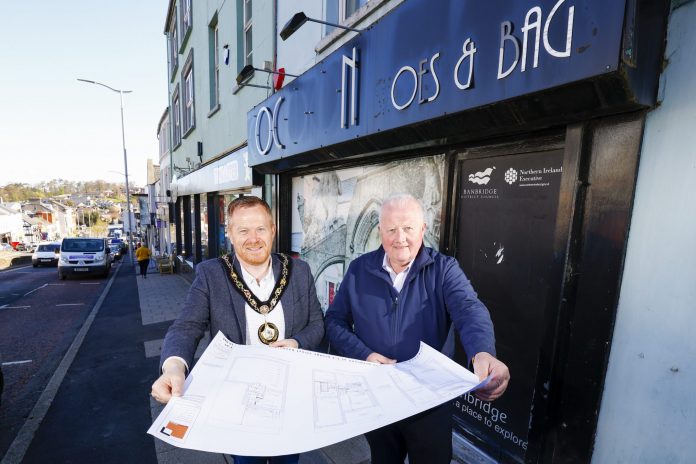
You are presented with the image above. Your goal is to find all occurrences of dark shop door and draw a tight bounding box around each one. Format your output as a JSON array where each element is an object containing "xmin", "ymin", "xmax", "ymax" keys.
[{"xmin": 452, "ymin": 145, "xmax": 566, "ymax": 463}]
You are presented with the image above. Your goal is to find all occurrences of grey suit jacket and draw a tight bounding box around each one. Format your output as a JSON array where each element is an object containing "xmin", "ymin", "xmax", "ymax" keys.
[{"xmin": 160, "ymin": 253, "xmax": 325, "ymax": 370}]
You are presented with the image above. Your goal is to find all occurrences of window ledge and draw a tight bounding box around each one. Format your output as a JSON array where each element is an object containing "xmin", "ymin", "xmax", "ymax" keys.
[
  {"xmin": 169, "ymin": 63, "xmax": 179, "ymax": 82},
  {"xmin": 207, "ymin": 104, "xmax": 221, "ymax": 118},
  {"xmin": 182, "ymin": 125, "xmax": 196, "ymax": 139},
  {"xmin": 179, "ymin": 27, "xmax": 193, "ymax": 53}
]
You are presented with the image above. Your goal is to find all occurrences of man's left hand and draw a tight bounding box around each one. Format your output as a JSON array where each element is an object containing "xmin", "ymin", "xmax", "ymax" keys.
[
  {"xmin": 270, "ymin": 338, "xmax": 299, "ymax": 349},
  {"xmin": 472, "ymin": 352, "xmax": 510, "ymax": 401}
]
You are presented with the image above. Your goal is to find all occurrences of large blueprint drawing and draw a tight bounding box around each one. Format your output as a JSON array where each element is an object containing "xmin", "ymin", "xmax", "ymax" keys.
[{"xmin": 148, "ymin": 331, "xmax": 488, "ymax": 456}]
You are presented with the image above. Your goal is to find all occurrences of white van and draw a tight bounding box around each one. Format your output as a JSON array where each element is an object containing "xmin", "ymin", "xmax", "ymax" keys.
[
  {"xmin": 58, "ymin": 238, "xmax": 111, "ymax": 279},
  {"xmin": 32, "ymin": 241, "xmax": 62, "ymax": 267}
]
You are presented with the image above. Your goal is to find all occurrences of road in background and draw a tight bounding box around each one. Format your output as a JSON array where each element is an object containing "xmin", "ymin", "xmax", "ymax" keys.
[{"xmin": 0, "ymin": 262, "xmax": 118, "ymax": 458}]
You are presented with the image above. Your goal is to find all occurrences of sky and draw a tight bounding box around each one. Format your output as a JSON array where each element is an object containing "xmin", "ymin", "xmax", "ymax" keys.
[{"xmin": 0, "ymin": 0, "xmax": 169, "ymax": 188}]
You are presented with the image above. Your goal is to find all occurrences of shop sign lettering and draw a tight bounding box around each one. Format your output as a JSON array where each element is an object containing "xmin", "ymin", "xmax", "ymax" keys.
[
  {"xmin": 254, "ymin": 97, "xmax": 285, "ymax": 155},
  {"xmin": 248, "ymin": 0, "xmax": 623, "ymax": 164},
  {"xmin": 391, "ymin": 0, "xmax": 575, "ymax": 111}
]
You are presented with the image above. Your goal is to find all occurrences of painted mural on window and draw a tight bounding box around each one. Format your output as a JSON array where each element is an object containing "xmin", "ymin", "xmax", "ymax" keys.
[{"xmin": 291, "ymin": 155, "xmax": 446, "ymax": 313}]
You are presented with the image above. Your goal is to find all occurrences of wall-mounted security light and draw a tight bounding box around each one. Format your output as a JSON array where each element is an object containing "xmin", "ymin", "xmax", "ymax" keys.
[
  {"xmin": 279, "ymin": 12, "xmax": 361, "ymax": 41},
  {"xmin": 235, "ymin": 67, "xmax": 273, "ymax": 90}
]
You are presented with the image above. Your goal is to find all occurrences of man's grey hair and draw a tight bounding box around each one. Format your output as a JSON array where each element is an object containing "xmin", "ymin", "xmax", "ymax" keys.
[{"xmin": 379, "ymin": 193, "xmax": 425, "ymax": 224}]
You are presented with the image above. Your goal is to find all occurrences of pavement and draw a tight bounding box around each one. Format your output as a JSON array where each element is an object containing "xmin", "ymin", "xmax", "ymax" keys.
[
  {"xmin": 0, "ymin": 257, "xmax": 370, "ymax": 464},
  {"xmin": 0, "ymin": 251, "xmax": 31, "ymax": 270}
]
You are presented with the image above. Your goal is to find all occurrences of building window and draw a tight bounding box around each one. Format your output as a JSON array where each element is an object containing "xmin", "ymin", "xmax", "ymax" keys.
[
  {"xmin": 324, "ymin": 0, "xmax": 368, "ymax": 35},
  {"xmin": 182, "ymin": 50, "xmax": 195, "ymax": 135},
  {"xmin": 168, "ymin": 11, "xmax": 179, "ymax": 76},
  {"xmin": 243, "ymin": 0, "xmax": 252, "ymax": 66},
  {"xmin": 158, "ymin": 120, "xmax": 169, "ymax": 157},
  {"xmin": 208, "ymin": 16, "xmax": 220, "ymax": 111},
  {"xmin": 180, "ymin": 0, "xmax": 192, "ymax": 41},
  {"xmin": 171, "ymin": 85, "xmax": 181, "ymax": 147}
]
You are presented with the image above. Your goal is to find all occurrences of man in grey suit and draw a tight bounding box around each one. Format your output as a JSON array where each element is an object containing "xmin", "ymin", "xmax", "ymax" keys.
[{"xmin": 151, "ymin": 196, "xmax": 324, "ymax": 464}]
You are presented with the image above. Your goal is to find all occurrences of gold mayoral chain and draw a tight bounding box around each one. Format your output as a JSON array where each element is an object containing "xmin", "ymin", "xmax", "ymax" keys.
[{"xmin": 220, "ymin": 253, "xmax": 292, "ymax": 345}]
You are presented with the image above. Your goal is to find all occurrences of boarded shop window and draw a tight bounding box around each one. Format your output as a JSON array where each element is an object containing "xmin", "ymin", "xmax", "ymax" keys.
[{"xmin": 291, "ymin": 155, "xmax": 446, "ymax": 313}]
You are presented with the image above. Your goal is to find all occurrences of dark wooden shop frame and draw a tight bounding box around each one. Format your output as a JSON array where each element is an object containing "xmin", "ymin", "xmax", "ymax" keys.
[{"xmin": 272, "ymin": 110, "xmax": 645, "ymax": 463}]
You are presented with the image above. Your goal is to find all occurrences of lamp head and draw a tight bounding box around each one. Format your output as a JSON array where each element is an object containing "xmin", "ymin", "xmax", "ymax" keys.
[
  {"xmin": 280, "ymin": 12, "xmax": 308, "ymax": 41},
  {"xmin": 236, "ymin": 64, "xmax": 255, "ymax": 85}
]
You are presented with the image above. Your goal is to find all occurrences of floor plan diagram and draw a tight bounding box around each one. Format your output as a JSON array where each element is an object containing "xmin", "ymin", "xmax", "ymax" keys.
[
  {"xmin": 313, "ymin": 370, "xmax": 381, "ymax": 428},
  {"xmin": 149, "ymin": 332, "xmax": 486, "ymax": 456},
  {"xmin": 207, "ymin": 355, "xmax": 289, "ymax": 433},
  {"xmin": 390, "ymin": 354, "xmax": 468, "ymax": 405}
]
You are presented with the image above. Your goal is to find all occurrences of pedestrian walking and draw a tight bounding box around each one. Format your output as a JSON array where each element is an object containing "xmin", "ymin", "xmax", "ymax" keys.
[{"xmin": 136, "ymin": 242, "xmax": 152, "ymax": 278}]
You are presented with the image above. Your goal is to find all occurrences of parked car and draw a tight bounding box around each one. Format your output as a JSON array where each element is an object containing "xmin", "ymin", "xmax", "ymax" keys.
[
  {"xmin": 0, "ymin": 243, "xmax": 14, "ymax": 251},
  {"xmin": 105, "ymin": 246, "xmax": 114, "ymax": 269},
  {"xmin": 32, "ymin": 242, "xmax": 62, "ymax": 267},
  {"xmin": 58, "ymin": 238, "xmax": 111, "ymax": 279}
]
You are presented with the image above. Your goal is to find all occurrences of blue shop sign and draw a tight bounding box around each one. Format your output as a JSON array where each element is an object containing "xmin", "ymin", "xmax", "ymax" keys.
[{"xmin": 247, "ymin": 0, "xmax": 626, "ymax": 165}]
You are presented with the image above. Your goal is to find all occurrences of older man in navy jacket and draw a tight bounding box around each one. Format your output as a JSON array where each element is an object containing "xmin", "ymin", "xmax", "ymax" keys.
[{"xmin": 326, "ymin": 193, "xmax": 509, "ymax": 464}]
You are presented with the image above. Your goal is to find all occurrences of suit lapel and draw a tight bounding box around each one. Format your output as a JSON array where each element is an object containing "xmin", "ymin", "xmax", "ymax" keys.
[
  {"xmin": 275, "ymin": 254, "xmax": 295, "ymax": 338},
  {"xmin": 226, "ymin": 254, "xmax": 248, "ymax": 344}
]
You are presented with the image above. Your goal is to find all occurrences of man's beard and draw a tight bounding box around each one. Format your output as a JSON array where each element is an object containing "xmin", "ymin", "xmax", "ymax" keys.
[{"xmin": 237, "ymin": 242, "xmax": 270, "ymax": 266}]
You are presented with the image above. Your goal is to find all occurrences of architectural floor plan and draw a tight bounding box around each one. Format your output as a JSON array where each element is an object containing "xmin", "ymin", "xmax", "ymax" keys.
[
  {"xmin": 148, "ymin": 332, "xmax": 487, "ymax": 456},
  {"xmin": 313, "ymin": 370, "xmax": 381, "ymax": 428}
]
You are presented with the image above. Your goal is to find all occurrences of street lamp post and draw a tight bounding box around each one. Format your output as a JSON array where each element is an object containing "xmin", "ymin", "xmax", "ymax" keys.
[{"xmin": 77, "ymin": 78, "xmax": 136, "ymax": 266}]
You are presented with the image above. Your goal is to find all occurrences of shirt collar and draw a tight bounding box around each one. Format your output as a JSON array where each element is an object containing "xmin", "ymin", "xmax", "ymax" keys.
[
  {"xmin": 239, "ymin": 257, "xmax": 274, "ymax": 286},
  {"xmin": 382, "ymin": 254, "xmax": 414, "ymax": 276}
]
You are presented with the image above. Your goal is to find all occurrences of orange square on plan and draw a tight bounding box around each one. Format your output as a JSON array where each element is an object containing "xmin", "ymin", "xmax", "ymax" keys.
[{"xmin": 165, "ymin": 421, "xmax": 189, "ymax": 439}]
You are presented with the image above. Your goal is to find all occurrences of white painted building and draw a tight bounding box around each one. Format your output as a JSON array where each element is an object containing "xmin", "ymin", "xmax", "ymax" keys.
[
  {"xmin": 155, "ymin": 108, "xmax": 173, "ymax": 255},
  {"xmin": 0, "ymin": 204, "xmax": 24, "ymax": 245},
  {"xmin": 592, "ymin": 2, "xmax": 696, "ymax": 462},
  {"xmin": 161, "ymin": 0, "xmax": 265, "ymax": 266},
  {"xmin": 21, "ymin": 200, "xmax": 74, "ymax": 240}
]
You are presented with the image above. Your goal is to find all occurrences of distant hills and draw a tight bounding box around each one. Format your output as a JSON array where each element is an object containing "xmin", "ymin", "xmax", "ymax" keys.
[{"xmin": 0, "ymin": 179, "xmax": 136, "ymax": 202}]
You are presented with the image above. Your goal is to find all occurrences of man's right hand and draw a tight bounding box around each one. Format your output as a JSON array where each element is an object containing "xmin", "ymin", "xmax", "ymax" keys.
[
  {"xmin": 366, "ymin": 352, "xmax": 397, "ymax": 364},
  {"xmin": 151, "ymin": 358, "xmax": 186, "ymax": 404}
]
